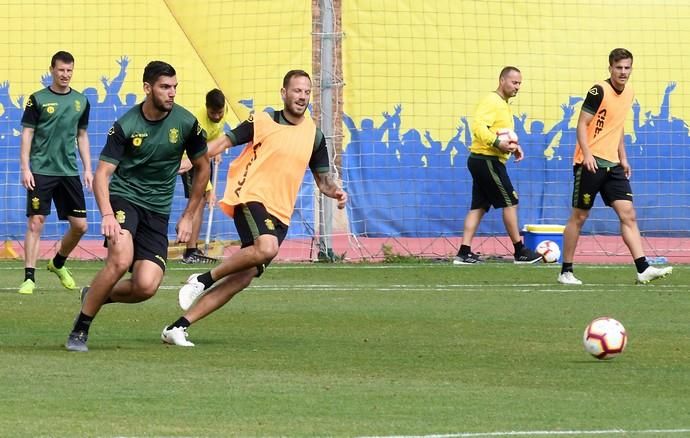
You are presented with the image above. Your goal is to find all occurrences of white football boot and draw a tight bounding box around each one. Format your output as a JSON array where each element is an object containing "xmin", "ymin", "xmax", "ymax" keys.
[
  {"xmin": 178, "ymin": 273, "xmax": 207, "ymax": 311},
  {"xmin": 636, "ymin": 265, "xmax": 673, "ymax": 284},
  {"xmin": 557, "ymin": 272, "xmax": 583, "ymax": 285},
  {"xmin": 161, "ymin": 325, "xmax": 194, "ymax": 347}
]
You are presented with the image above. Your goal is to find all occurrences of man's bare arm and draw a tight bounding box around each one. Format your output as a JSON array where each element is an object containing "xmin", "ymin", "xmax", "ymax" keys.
[{"xmin": 314, "ymin": 171, "xmax": 347, "ymax": 209}]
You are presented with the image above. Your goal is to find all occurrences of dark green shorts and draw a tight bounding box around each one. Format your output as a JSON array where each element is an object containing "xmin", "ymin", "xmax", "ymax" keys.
[
  {"xmin": 571, "ymin": 164, "xmax": 633, "ymax": 210},
  {"xmin": 467, "ymin": 155, "xmax": 518, "ymax": 211}
]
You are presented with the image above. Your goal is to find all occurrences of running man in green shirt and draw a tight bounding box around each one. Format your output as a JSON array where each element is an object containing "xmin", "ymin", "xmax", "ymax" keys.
[
  {"xmin": 19, "ymin": 51, "xmax": 92, "ymax": 295},
  {"xmin": 65, "ymin": 61, "xmax": 210, "ymax": 352}
]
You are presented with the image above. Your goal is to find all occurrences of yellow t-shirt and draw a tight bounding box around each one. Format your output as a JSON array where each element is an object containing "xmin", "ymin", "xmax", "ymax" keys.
[
  {"xmin": 195, "ymin": 106, "xmax": 226, "ymax": 141},
  {"xmin": 219, "ymin": 111, "xmax": 317, "ymax": 225},
  {"xmin": 469, "ymin": 91, "xmax": 514, "ymax": 163},
  {"xmin": 183, "ymin": 107, "xmax": 227, "ymax": 191}
]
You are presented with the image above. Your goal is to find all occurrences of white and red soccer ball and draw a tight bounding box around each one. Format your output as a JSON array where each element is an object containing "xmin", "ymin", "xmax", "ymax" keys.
[
  {"xmin": 583, "ymin": 317, "xmax": 627, "ymax": 360},
  {"xmin": 536, "ymin": 239, "xmax": 561, "ymax": 263}
]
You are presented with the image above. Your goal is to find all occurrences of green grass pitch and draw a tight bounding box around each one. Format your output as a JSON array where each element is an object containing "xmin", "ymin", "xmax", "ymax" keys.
[{"xmin": 1, "ymin": 260, "xmax": 689, "ymax": 437}]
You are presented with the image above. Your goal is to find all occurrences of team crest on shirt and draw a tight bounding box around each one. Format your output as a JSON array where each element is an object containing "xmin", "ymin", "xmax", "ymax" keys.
[
  {"xmin": 169, "ymin": 128, "xmax": 179, "ymax": 144},
  {"xmin": 513, "ymin": 190, "xmax": 518, "ymax": 200},
  {"xmin": 264, "ymin": 218, "xmax": 275, "ymax": 231},
  {"xmin": 31, "ymin": 197, "xmax": 40, "ymax": 210},
  {"xmin": 46, "ymin": 106, "xmax": 55, "ymax": 114},
  {"xmin": 115, "ymin": 210, "xmax": 126, "ymax": 224},
  {"xmin": 25, "ymin": 99, "xmax": 33, "ymax": 108},
  {"xmin": 583, "ymin": 193, "xmax": 592, "ymax": 205},
  {"xmin": 74, "ymin": 100, "xmax": 81, "ymax": 112},
  {"xmin": 588, "ymin": 87, "xmax": 599, "ymax": 96}
]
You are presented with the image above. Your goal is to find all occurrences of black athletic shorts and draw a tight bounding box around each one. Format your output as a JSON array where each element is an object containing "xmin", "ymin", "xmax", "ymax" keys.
[
  {"xmin": 571, "ymin": 164, "xmax": 633, "ymax": 210},
  {"xmin": 26, "ymin": 174, "xmax": 87, "ymax": 219},
  {"xmin": 105, "ymin": 195, "xmax": 170, "ymax": 271},
  {"xmin": 233, "ymin": 202, "xmax": 288, "ymax": 277},
  {"xmin": 180, "ymin": 164, "xmax": 214, "ymax": 199},
  {"xmin": 467, "ymin": 155, "xmax": 519, "ymax": 211}
]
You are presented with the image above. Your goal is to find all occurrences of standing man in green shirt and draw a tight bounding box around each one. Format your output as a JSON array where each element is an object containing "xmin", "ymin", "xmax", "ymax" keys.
[
  {"xmin": 19, "ymin": 51, "xmax": 92, "ymax": 295},
  {"xmin": 65, "ymin": 61, "xmax": 209, "ymax": 352},
  {"xmin": 453, "ymin": 66, "xmax": 542, "ymax": 265}
]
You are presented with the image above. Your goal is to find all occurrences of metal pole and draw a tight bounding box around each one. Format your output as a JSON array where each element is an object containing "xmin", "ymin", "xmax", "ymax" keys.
[
  {"xmin": 204, "ymin": 158, "xmax": 220, "ymax": 253},
  {"xmin": 318, "ymin": 0, "xmax": 335, "ymax": 261}
]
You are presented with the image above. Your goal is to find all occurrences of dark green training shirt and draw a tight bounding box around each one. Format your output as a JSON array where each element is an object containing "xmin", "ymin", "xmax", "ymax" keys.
[
  {"xmin": 21, "ymin": 87, "xmax": 90, "ymax": 176},
  {"xmin": 100, "ymin": 103, "xmax": 207, "ymax": 215}
]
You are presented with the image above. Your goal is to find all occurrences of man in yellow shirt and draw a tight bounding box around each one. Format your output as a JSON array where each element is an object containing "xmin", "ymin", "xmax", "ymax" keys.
[
  {"xmin": 454, "ymin": 66, "xmax": 542, "ymax": 265},
  {"xmin": 178, "ymin": 89, "xmax": 227, "ymax": 263},
  {"xmin": 558, "ymin": 48, "xmax": 673, "ymax": 285},
  {"xmin": 161, "ymin": 70, "xmax": 347, "ymax": 346}
]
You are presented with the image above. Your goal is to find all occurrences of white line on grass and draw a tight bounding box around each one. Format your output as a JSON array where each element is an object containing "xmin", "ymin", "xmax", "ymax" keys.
[
  {"xmin": 358, "ymin": 427, "xmax": 690, "ymax": 437},
  {"xmin": 149, "ymin": 284, "xmax": 674, "ymax": 292},
  {"xmin": 0, "ymin": 264, "xmax": 684, "ymax": 272},
  {"xmin": 261, "ymin": 264, "xmax": 679, "ymax": 271},
  {"xmin": 1, "ymin": 283, "xmax": 678, "ymax": 293}
]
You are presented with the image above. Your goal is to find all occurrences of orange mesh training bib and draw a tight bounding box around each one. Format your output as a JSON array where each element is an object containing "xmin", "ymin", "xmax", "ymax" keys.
[
  {"xmin": 220, "ymin": 111, "xmax": 316, "ymax": 225},
  {"xmin": 574, "ymin": 81, "xmax": 634, "ymax": 164}
]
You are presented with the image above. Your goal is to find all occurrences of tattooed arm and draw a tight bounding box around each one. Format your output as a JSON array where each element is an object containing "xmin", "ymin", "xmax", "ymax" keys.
[{"xmin": 314, "ymin": 171, "xmax": 347, "ymax": 209}]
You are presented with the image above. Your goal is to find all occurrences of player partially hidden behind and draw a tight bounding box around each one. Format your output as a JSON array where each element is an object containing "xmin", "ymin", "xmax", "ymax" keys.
[
  {"xmin": 558, "ymin": 48, "xmax": 672, "ymax": 285},
  {"xmin": 19, "ymin": 50, "xmax": 92, "ymax": 295},
  {"xmin": 65, "ymin": 61, "xmax": 209, "ymax": 352},
  {"xmin": 453, "ymin": 66, "xmax": 542, "ymax": 265},
  {"xmin": 178, "ymin": 88, "xmax": 227, "ymax": 264},
  {"xmin": 161, "ymin": 69, "xmax": 347, "ymax": 347}
]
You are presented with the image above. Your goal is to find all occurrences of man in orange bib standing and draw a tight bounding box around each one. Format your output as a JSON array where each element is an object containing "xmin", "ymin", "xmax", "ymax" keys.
[
  {"xmin": 558, "ymin": 48, "xmax": 673, "ymax": 285},
  {"xmin": 161, "ymin": 69, "xmax": 347, "ymax": 346}
]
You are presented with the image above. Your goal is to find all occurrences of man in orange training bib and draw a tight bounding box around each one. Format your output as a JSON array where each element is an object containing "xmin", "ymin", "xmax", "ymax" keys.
[
  {"xmin": 557, "ymin": 48, "xmax": 672, "ymax": 285},
  {"xmin": 162, "ymin": 69, "xmax": 348, "ymax": 347}
]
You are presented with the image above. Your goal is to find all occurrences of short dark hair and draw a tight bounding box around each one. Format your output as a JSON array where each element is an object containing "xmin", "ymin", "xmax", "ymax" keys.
[
  {"xmin": 143, "ymin": 61, "xmax": 176, "ymax": 85},
  {"xmin": 283, "ymin": 70, "xmax": 311, "ymax": 88},
  {"xmin": 51, "ymin": 51, "xmax": 74, "ymax": 67},
  {"xmin": 205, "ymin": 88, "xmax": 226, "ymax": 109},
  {"xmin": 609, "ymin": 48, "xmax": 633, "ymax": 66},
  {"xmin": 499, "ymin": 66, "xmax": 520, "ymax": 79}
]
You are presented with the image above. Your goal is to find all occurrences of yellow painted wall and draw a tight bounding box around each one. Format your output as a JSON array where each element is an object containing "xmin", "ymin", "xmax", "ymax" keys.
[
  {"xmin": 4, "ymin": 0, "xmax": 690, "ymax": 143},
  {"xmin": 343, "ymin": 0, "xmax": 690, "ymax": 145},
  {"xmin": 164, "ymin": 0, "xmax": 312, "ymax": 121},
  {"xmin": 0, "ymin": 0, "xmax": 312, "ymax": 124}
]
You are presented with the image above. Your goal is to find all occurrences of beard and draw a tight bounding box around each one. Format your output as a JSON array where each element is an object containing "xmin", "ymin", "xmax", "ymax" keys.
[
  {"xmin": 151, "ymin": 95, "xmax": 173, "ymax": 113},
  {"xmin": 284, "ymin": 101, "xmax": 307, "ymax": 119}
]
